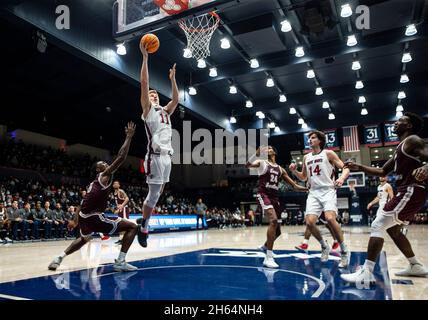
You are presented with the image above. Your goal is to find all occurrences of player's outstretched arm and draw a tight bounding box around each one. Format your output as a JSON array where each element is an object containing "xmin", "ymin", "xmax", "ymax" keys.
[
  {"xmin": 344, "ymin": 157, "xmax": 394, "ymax": 177},
  {"xmin": 289, "ymin": 156, "xmax": 307, "ymax": 181},
  {"xmin": 367, "ymin": 196, "xmax": 379, "ymax": 210},
  {"xmin": 281, "ymin": 167, "xmax": 308, "ymax": 192},
  {"xmin": 104, "ymin": 122, "xmax": 136, "ymax": 176},
  {"xmin": 245, "ymin": 146, "xmax": 267, "ymax": 168},
  {"xmin": 164, "ymin": 63, "xmax": 179, "ymax": 115},
  {"xmin": 140, "ymin": 43, "xmax": 151, "ymax": 119}
]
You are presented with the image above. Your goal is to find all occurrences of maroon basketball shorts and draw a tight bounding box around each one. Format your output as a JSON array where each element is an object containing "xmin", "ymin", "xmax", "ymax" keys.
[
  {"xmin": 78, "ymin": 211, "xmax": 121, "ymax": 237},
  {"xmin": 256, "ymin": 193, "xmax": 281, "ymax": 219},
  {"xmin": 371, "ymin": 185, "xmax": 426, "ymax": 237},
  {"xmin": 383, "ymin": 185, "xmax": 426, "ymax": 222}
]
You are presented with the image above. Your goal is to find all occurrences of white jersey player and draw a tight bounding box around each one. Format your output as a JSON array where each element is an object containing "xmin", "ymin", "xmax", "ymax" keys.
[
  {"xmin": 367, "ymin": 176, "xmax": 393, "ymax": 213},
  {"xmin": 290, "ymin": 130, "xmax": 351, "ymax": 267},
  {"xmin": 137, "ymin": 40, "xmax": 178, "ymax": 248}
]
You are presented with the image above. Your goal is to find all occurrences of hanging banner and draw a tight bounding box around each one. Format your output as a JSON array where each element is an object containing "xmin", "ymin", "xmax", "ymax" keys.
[
  {"xmin": 303, "ymin": 132, "xmax": 311, "ymax": 153},
  {"xmin": 302, "ymin": 129, "xmax": 339, "ymax": 153},
  {"xmin": 363, "ymin": 124, "xmax": 382, "ymax": 147},
  {"xmin": 323, "ymin": 128, "xmax": 339, "ymax": 151},
  {"xmin": 384, "ymin": 122, "xmax": 399, "ymax": 145}
]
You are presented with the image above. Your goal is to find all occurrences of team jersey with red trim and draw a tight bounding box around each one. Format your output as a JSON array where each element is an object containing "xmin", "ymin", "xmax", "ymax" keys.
[
  {"xmin": 393, "ymin": 137, "xmax": 423, "ymax": 188},
  {"xmin": 114, "ymin": 189, "xmax": 127, "ymax": 206},
  {"xmin": 81, "ymin": 174, "xmax": 112, "ymax": 214},
  {"xmin": 142, "ymin": 104, "xmax": 173, "ymax": 155},
  {"xmin": 257, "ymin": 161, "xmax": 282, "ymax": 196},
  {"xmin": 305, "ymin": 150, "xmax": 335, "ymax": 189}
]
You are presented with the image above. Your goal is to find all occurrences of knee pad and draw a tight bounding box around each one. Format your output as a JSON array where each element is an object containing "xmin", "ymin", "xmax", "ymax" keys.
[{"xmin": 144, "ymin": 183, "xmax": 162, "ymax": 208}]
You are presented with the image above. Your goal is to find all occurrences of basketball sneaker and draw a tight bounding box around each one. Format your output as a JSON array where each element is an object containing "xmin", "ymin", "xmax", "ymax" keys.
[
  {"xmin": 340, "ymin": 267, "xmax": 376, "ymax": 287},
  {"xmin": 48, "ymin": 256, "xmax": 63, "ymax": 271},
  {"xmin": 113, "ymin": 259, "xmax": 138, "ymax": 272},
  {"xmin": 338, "ymin": 249, "xmax": 351, "ymax": 268},
  {"xmin": 295, "ymin": 243, "xmax": 309, "ymax": 253},
  {"xmin": 263, "ymin": 257, "xmax": 279, "ymax": 269},
  {"xmin": 137, "ymin": 226, "xmax": 149, "ymax": 248},
  {"xmin": 395, "ymin": 263, "xmax": 428, "ymax": 277},
  {"xmin": 101, "ymin": 235, "xmax": 110, "ymax": 241},
  {"xmin": 320, "ymin": 245, "xmax": 330, "ymax": 262}
]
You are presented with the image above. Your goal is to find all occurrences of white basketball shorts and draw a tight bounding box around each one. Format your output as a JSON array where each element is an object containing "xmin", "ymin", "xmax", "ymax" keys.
[
  {"xmin": 305, "ymin": 187, "xmax": 337, "ymax": 216},
  {"xmin": 144, "ymin": 153, "xmax": 171, "ymax": 185}
]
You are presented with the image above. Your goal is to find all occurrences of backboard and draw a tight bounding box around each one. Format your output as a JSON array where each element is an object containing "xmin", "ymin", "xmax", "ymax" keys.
[{"xmin": 113, "ymin": 0, "xmax": 236, "ymax": 41}]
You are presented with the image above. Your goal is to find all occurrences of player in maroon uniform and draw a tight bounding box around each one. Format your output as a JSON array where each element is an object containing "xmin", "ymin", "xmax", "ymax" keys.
[
  {"xmin": 48, "ymin": 122, "xmax": 141, "ymax": 272},
  {"xmin": 246, "ymin": 146, "xmax": 308, "ymax": 268},
  {"xmin": 113, "ymin": 180, "xmax": 130, "ymax": 245},
  {"xmin": 341, "ymin": 113, "xmax": 428, "ymax": 285}
]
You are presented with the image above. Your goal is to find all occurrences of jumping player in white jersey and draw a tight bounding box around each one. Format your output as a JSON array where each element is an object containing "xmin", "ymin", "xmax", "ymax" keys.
[
  {"xmin": 289, "ymin": 130, "xmax": 351, "ymax": 267},
  {"xmin": 137, "ymin": 41, "xmax": 178, "ymax": 248},
  {"xmin": 367, "ymin": 176, "xmax": 394, "ymax": 214}
]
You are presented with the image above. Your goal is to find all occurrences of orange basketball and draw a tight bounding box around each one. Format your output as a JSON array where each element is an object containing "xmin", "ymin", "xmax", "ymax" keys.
[{"xmin": 140, "ymin": 34, "xmax": 160, "ymax": 53}]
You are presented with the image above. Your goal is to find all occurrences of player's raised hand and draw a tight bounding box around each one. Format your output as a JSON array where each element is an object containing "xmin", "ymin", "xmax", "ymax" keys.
[
  {"xmin": 169, "ymin": 63, "xmax": 176, "ymax": 80},
  {"xmin": 289, "ymin": 163, "xmax": 297, "ymax": 171},
  {"xmin": 412, "ymin": 166, "xmax": 428, "ymax": 182},
  {"xmin": 140, "ymin": 42, "xmax": 148, "ymax": 57},
  {"xmin": 125, "ymin": 122, "xmax": 136, "ymax": 138}
]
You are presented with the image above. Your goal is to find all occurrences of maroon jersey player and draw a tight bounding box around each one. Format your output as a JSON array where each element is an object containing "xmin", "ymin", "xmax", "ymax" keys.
[
  {"xmin": 341, "ymin": 112, "xmax": 428, "ymax": 286},
  {"xmin": 246, "ymin": 146, "xmax": 307, "ymax": 268},
  {"xmin": 113, "ymin": 180, "xmax": 130, "ymax": 245},
  {"xmin": 48, "ymin": 122, "xmax": 142, "ymax": 272}
]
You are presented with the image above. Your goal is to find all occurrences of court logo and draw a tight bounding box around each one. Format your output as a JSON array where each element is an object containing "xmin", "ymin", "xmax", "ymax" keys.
[{"xmin": 56, "ymin": 5, "xmax": 70, "ymax": 30}]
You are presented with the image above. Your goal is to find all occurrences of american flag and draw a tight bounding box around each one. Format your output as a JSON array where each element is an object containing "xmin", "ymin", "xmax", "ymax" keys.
[{"xmin": 343, "ymin": 126, "xmax": 360, "ymax": 152}]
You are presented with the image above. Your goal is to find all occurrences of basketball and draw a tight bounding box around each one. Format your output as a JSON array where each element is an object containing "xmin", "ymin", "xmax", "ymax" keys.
[{"xmin": 140, "ymin": 34, "xmax": 160, "ymax": 54}]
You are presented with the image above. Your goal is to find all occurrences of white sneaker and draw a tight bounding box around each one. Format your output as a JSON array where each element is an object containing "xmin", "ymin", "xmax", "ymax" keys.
[
  {"xmin": 4, "ymin": 237, "xmax": 12, "ymax": 243},
  {"xmin": 113, "ymin": 259, "xmax": 138, "ymax": 272},
  {"xmin": 341, "ymin": 267, "xmax": 376, "ymax": 288},
  {"xmin": 48, "ymin": 256, "xmax": 63, "ymax": 271},
  {"xmin": 320, "ymin": 246, "xmax": 330, "ymax": 262},
  {"xmin": 395, "ymin": 263, "xmax": 428, "ymax": 277},
  {"xmin": 263, "ymin": 257, "xmax": 279, "ymax": 269},
  {"xmin": 338, "ymin": 250, "xmax": 351, "ymax": 268}
]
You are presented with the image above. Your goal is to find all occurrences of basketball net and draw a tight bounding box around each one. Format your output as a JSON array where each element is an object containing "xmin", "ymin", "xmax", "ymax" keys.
[{"xmin": 178, "ymin": 12, "xmax": 220, "ymax": 61}]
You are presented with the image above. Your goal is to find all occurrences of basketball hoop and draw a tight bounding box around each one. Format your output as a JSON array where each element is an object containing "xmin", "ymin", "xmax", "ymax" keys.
[{"xmin": 178, "ymin": 11, "xmax": 220, "ymax": 61}]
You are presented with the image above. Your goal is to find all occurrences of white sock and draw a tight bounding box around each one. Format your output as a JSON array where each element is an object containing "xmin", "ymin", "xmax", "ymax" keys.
[
  {"xmin": 266, "ymin": 250, "xmax": 274, "ymax": 258},
  {"xmin": 340, "ymin": 242, "xmax": 348, "ymax": 253},
  {"xmin": 363, "ymin": 259, "xmax": 375, "ymax": 273},
  {"xmin": 319, "ymin": 239, "xmax": 327, "ymax": 249},
  {"xmin": 59, "ymin": 252, "xmax": 67, "ymax": 259},
  {"xmin": 302, "ymin": 239, "xmax": 309, "ymax": 245},
  {"xmin": 118, "ymin": 251, "xmax": 127, "ymax": 262},
  {"xmin": 407, "ymin": 256, "xmax": 420, "ymax": 265}
]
